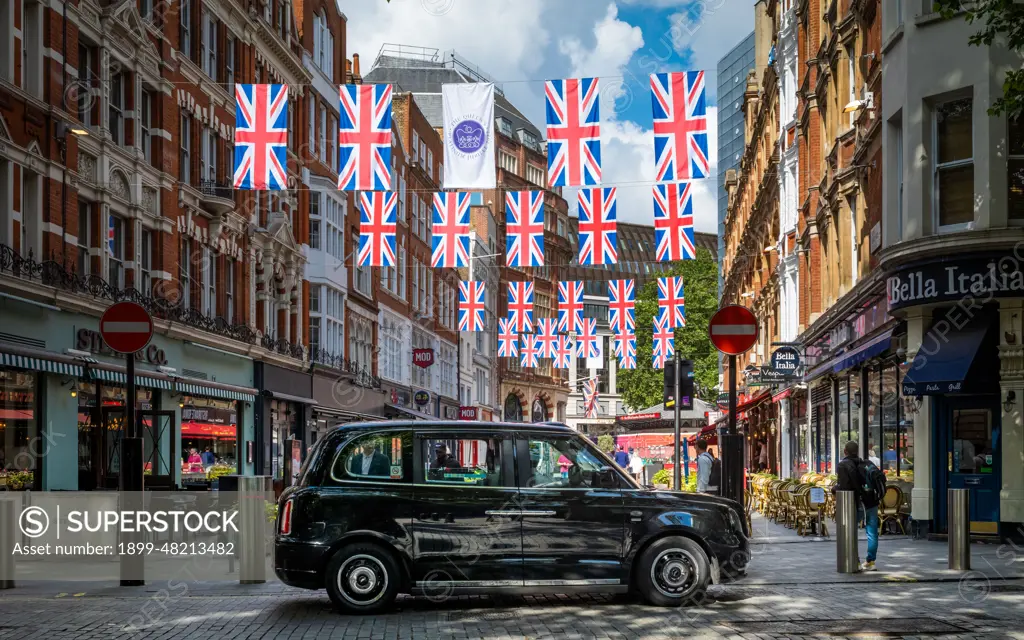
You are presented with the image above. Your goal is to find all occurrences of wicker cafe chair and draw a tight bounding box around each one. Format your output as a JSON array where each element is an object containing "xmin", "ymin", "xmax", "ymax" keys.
[
  {"xmin": 822, "ymin": 479, "xmax": 838, "ymax": 520},
  {"xmin": 743, "ymin": 490, "xmax": 753, "ymax": 533},
  {"xmin": 879, "ymin": 485, "xmax": 906, "ymax": 535},
  {"xmin": 767, "ymin": 480, "xmax": 787, "ymax": 522}
]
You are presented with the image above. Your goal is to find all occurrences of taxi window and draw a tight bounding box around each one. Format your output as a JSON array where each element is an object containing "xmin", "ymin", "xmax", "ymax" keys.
[
  {"xmin": 525, "ymin": 435, "xmax": 620, "ymax": 489},
  {"xmin": 331, "ymin": 431, "xmax": 411, "ymax": 483},
  {"xmin": 420, "ymin": 436, "xmax": 508, "ymax": 487}
]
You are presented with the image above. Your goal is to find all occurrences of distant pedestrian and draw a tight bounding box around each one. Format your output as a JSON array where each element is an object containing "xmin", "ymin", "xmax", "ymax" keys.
[
  {"xmin": 201, "ymin": 447, "xmax": 216, "ymax": 470},
  {"xmin": 835, "ymin": 441, "xmax": 881, "ymax": 571},
  {"xmin": 614, "ymin": 445, "xmax": 630, "ymax": 468},
  {"xmin": 629, "ymin": 449, "xmax": 645, "ymax": 483},
  {"xmin": 758, "ymin": 442, "xmax": 769, "ymax": 471},
  {"xmin": 695, "ymin": 440, "xmax": 720, "ymax": 495}
]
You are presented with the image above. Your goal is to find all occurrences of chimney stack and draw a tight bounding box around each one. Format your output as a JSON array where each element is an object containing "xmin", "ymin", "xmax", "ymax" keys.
[{"xmin": 352, "ymin": 53, "xmax": 361, "ymax": 82}]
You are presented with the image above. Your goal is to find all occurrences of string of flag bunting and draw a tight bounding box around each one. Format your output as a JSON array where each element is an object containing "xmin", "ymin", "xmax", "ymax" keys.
[{"xmin": 228, "ymin": 68, "xmax": 707, "ymax": 371}]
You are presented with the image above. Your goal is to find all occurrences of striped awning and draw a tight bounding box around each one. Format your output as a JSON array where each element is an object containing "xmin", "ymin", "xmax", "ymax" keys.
[
  {"xmin": 89, "ymin": 369, "xmax": 172, "ymax": 390},
  {"xmin": 0, "ymin": 352, "xmax": 83, "ymax": 377},
  {"xmin": 175, "ymin": 381, "xmax": 256, "ymax": 402}
]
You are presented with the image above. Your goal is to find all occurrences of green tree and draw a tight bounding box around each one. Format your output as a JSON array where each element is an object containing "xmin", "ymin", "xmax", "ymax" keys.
[
  {"xmin": 617, "ymin": 247, "xmax": 719, "ymax": 412},
  {"xmin": 934, "ymin": 0, "xmax": 1024, "ymax": 119},
  {"xmin": 597, "ymin": 434, "xmax": 615, "ymax": 454}
]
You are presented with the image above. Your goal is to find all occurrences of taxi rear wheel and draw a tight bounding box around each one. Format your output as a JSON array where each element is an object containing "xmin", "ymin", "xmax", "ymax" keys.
[
  {"xmin": 325, "ymin": 543, "xmax": 401, "ymax": 614},
  {"xmin": 635, "ymin": 536, "xmax": 710, "ymax": 607}
]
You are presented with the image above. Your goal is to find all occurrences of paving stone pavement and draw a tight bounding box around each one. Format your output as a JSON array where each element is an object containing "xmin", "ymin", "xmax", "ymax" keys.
[{"xmin": 1, "ymin": 516, "xmax": 1022, "ymax": 639}]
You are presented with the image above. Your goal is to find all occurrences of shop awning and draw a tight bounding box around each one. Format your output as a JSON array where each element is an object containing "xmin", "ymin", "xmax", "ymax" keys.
[
  {"xmin": 384, "ymin": 402, "xmax": 435, "ymax": 421},
  {"xmin": 0, "ymin": 347, "xmax": 83, "ymax": 377},
  {"xmin": 91, "ymin": 368, "xmax": 173, "ymax": 390},
  {"xmin": 314, "ymin": 406, "xmax": 384, "ymax": 423},
  {"xmin": 177, "ymin": 380, "xmax": 257, "ymax": 402},
  {"xmin": 902, "ymin": 324, "xmax": 988, "ymax": 396},
  {"xmin": 265, "ymin": 390, "xmax": 317, "ymax": 405},
  {"xmin": 805, "ymin": 326, "xmax": 896, "ymax": 381}
]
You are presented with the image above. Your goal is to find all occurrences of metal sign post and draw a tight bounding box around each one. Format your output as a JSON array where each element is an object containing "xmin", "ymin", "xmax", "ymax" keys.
[{"xmin": 673, "ymin": 351, "xmax": 681, "ymax": 491}]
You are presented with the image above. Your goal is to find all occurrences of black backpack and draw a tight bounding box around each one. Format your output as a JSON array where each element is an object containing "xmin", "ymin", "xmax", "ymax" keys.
[
  {"xmin": 702, "ymin": 453, "xmax": 721, "ymax": 493},
  {"xmin": 857, "ymin": 459, "xmax": 886, "ymax": 506}
]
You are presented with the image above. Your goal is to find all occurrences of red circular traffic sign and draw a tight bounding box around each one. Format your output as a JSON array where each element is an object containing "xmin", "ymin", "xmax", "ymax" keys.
[
  {"xmin": 100, "ymin": 302, "xmax": 154, "ymax": 354},
  {"xmin": 708, "ymin": 305, "xmax": 759, "ymax": 355}
]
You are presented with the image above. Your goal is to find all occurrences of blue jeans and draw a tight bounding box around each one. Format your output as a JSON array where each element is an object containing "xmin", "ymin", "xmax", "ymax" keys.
[{"xmin": 858, "ymin": 505, "xmax": 879, "ymax": 562}]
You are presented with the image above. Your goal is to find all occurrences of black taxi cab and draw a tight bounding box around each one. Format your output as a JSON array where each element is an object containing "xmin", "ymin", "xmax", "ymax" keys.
[{"xmin": 275, "ymin": 421, "xmax": 749, "ymax": 613}]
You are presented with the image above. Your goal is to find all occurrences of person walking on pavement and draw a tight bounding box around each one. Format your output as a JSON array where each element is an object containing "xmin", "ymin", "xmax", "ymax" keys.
[
  {"xmin": 628, "ymin": 449, "xmax": 645, "ymax": 483},
  {"xmin": 614, "ymin": 445, "xmax": 630, "ymax": 468},
  {"xmin": 835, "ymin": 441, "xmax": 882, "ymax": 571},
  {"xmin": 695, "ymin": 440, "xmax": 720, "ymax": 494}
]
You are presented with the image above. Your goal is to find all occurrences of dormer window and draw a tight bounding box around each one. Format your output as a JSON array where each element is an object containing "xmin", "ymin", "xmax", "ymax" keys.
[{"xmin": 497, "ymin": 117, "xmax": 513, "ymax": 138}]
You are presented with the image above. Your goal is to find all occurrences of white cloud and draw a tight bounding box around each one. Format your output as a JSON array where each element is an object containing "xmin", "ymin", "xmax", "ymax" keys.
[{"xmin": 555, "ymin": 4, "xmax": 718, "ymax": 233}]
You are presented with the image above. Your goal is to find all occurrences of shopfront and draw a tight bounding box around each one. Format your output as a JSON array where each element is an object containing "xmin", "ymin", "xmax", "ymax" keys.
[
  {"xmin": 0, "ymin": 297, "xmax": 257, "ymax": 490},
  {"xmin": 310, "ymin": 363, "xmax": 386, "ymax": 436},
  {"xmin": 884, "ymin": 250, "xmax": 1022, "ymax": 537},
  {"xmin": 255, "ymin": 362, "xmax": 315, "ymax": 483}
]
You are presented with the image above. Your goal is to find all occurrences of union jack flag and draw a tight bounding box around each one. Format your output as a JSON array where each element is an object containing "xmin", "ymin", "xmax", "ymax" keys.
[
  {"xmin": 535, "ymin": 318, "xmax": 559, "ymax": 359},
  {"xmin": 557, "ymin": 281, "xmax": 584, "ymax": 333},
  {"xmin": 338, "ymin": 84, "xmax": 392, "ymax": 191},
  {"xmin": 652, "ymin": 311, "xmax": 675, "ymax": 369},
  {"xmin": 458, "ymin": 281, "xmax": 486, "ymax": 332},
  {"xmin": 576, "ymin": 318, "xmax": 599, "ymax": 359},
  {"xmin": 613, "ymin": 332, "xmax": 637, "ymax": 370},
  {"xmin": 498, "ymin": 317, "xmax": 518, "ymax": 358},
  {"xmin": 658, "ymin": 276, "xmax": 686, "ymax": 329},
  {"xmin": 233, "ymin": 84, "xmax": 288, "ymax": 190},
  {"xmin": 653, "ymin": 182, "xmax": 697, "ymax": 261},
  {"xmin": 507, "ymin": 281, "xmax": 534, "ymax": 333},
  {"xmin": 520, "ymin": 334, "xmax": 540, "ymax": 368},
  {"xmin": 107, "ymin": 215, "xmax": 115, "ymax": 255},
  {"xmin": 357, "ymin": 192, "xmax": 397, "ymax": 267},
  {"xmin": 651, "ymin": 71, "xmax": 709, "ymax": 181},
  {"xmin": 431, "ymin": 192, "xmax": 471, "ymax": 268},
  {"xmin": 577, "ymin": 188, "xmax": 617, "ymax": 265},
  {"xmin": 545, "ymin": 77, "xmax": 601, "ymax": 187},
  {"xmin": 552, "ymin": 335, "xmax": 573, "ymax": 369},
  {"xmin": 505, "ymin": 191, "xmax": 545, "ymax": 267},
  {"xmin": 607, "ymin": 279, "xmax": 635, "ymax": 334},
  {"xmin": 582, "ymin": 378, "xmax": 599, "ymax": 419}
]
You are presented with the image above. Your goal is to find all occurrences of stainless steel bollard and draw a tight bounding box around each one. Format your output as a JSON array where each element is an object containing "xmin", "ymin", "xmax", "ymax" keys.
[
  {"xmin": 239, "ymin": 476, "xmax": 271, "ymax": 584},
  {"xmin": 948, "ymin": 488, "xmax": 971, "ymax": 571},
  {"xmin": 0, "ymin": 499, "xmax": 15, "ymax": 589},
  {"xmin": 835, "ymin": 490, "xmax": 859, "ymax": 573}
]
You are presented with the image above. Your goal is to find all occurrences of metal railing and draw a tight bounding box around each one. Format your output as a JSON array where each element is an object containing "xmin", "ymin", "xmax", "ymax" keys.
[
  {"xmin": 1, "ymin": 244, "xmax": 305, "ymax": 359},
  {"xmin": 200, "ymin": 180, "xmax": 234, "ymax": 200},
  {"xmin": 308, "ymin": 347, "xmax": 382, "ymax": 389}
]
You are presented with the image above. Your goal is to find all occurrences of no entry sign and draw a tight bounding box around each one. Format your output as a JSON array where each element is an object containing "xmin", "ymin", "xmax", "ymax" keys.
[
  {"xmin": 708, "ymin": 305, "xmax": 759, "ymax": 356},
  {"xmin": 100, "ymin": 302, "xmax": 154, "ymax": 354}
]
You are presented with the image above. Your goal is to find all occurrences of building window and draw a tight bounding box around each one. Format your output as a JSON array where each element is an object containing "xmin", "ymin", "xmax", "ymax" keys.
[
  {"xmin": 326, "ymin": 196, "xmax": 344, "ymax": 262},
  {"xmin": 201, "ymin": 127, "xmax": 217, "ymax": 182},
  {"xmin": 848, "ymin": 195, "xmax": 858, "ymax": 286},
  {"xmin": 1010, "ymin": 116, "xmax": 1024, "ymax": 221},
  {"xmin": 201, "ymin": 11, "xmax": 217, "ymax": 79},
  {"xmin": 77, "ymin": 44, "xmax": 95, "ymax": 127},
  {"xmin": 22, "ymin": 0, "xmax": 42, "ymax": 97},
  {"xmin": 497, "ymin": 117, "xmax": 513, "ymax": 138},
  {"xmin": 308, "ymin": 97, "xmax": 316, "ymax": 161},
  {"xmin": 846, "ymin": 44, "xmax": 857, "ymax": 128},
  {"xmin": 201, "ymin": 247, "xmax": 216, "ymax": 315},
  {"xmin": 179, "ymin": 236, "xmax": 192, "ymax": 310},
  {"xmin": 355, "ymin": 261, "xmax": 372, "ymax": 297},
  {"xmin": 225, "ymin": 36, "xmax": 235, "ymax": 88},
  {"xmin": 319, "ymin": 104, "xmax": 327, "ymax": 163},
  {"xmin": 108, "ymin": 215, "xmax": 125, "ymax": 288},
  {"xmin": 179, "ymin": 0, "xmax": 191, "ymax": 59},
  {"xmin": 77, "ymin": 201, "xmax": 92, "ymax": 276},
  {"xmin": 934, "ymin": 98, "xmax": 974, "ymax": 229},
  {"xmin": 328, "ymin": 114, "xmax": 337, "ymax": 172},
  {"xmin": 140, "ymin": 89, "xmax": 153, "ymax": 164},
  {"xmin": 526, "ymin": 164, "xmax": 546, "ymax": 188},
  {"xmin": 309, "ymin": 193, "xmax": 321, "ymax": 250},
  {"xmin": 499, "ymin": 151, "xmax": 518, "ymax": 175},
  {"xmin": 140, "ymin": 229, "xmax": 153, "ymax": 295},
  {"xmin": 180, "ymin": 114, "xmax": 192, "ymax": 184},
  {"xmin": 895, "ymin": 122, "xmax": 904, "ymax": 236},
  {"xmin": 226, "ymin": 258, "xmax": 235, "ymax": 322},
  {"xmin": 412, "ymin": 131, "xmax": 420, "ymax": 162},
  {"xmin": 108, "ymin": 71, "xmax": 125, "ymax": 145}
]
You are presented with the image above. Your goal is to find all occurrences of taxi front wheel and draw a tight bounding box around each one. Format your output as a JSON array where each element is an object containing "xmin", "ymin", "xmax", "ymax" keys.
[{"xmin": 635, "ymin": 536, "xmax": 711, "ymax": 607}]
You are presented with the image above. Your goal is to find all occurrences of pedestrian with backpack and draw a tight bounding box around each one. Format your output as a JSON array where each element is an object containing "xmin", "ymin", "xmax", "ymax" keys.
[
  {"xmin": 695, "ymin": 440, "xmax": 720, "ymax": 495},
  {"xmin": 834, "ymin": 441, "xmax": 883, "ymax": 571}
]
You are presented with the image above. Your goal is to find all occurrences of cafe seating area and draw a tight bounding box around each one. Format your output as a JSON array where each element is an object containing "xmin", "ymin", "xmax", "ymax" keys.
[{"xmin": 749, "ymin": 472, "xmax": 912, "ymax": 537}]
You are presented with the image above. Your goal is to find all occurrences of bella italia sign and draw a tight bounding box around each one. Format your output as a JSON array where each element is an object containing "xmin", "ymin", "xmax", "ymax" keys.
[{"xmin": 887, "ymin": 254, "xmax": 1024, "ymax": 312}]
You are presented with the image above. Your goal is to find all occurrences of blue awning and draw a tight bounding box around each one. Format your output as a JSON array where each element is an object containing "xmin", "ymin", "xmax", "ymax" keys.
[
  {"xmin": 805, "ymin": 326, "xmax": 896, "ymax": 381},
  {"xmin": 902, "ymin": 324, "xmax": 988, "ymax": 396}
]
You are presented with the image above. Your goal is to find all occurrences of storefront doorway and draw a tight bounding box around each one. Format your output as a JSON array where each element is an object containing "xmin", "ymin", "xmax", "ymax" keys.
[
  {"xmin": 141, "ymin": 411, "xmax": 175, "ymax": 487},
  {"xmin": 935, "ymin": 396, "xmax": 1001, "ymax": 534},
  {"xmin": 78, "ymin": 405, "xmax": 125, "ymax": 490}
]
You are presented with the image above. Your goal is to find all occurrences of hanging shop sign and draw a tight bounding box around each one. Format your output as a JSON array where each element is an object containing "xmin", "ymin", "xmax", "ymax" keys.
[
  {"xmin": 459, "ymin": 406, "xmax": 478, "ymax": 420},
  {"xmin": 769, "ymin": 346, "xmax": 801, "ymax": 377},
  {"xmin": 887, "ymin": 253, "xmax": 1024, "ymax": 312},
  {"xmin": 412, "ymin": 348, "xmax": 435, "ymax": 368},
  {"xmin": 414, "ymin": 390, "xmax": 431, "ymax": 407}
]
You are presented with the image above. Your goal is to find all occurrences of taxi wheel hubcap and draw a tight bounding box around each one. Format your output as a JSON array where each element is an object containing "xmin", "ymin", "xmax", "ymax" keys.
[
  {"xmin": 651, "ymin": 549, "xmax": 698, "ymax": 599},
  {"xmin": 338, "ymin": 555, "xmax": 388, "ymax": 605}
]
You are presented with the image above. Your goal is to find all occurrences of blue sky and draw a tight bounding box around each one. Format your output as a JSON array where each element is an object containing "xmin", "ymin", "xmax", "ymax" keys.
[{"xmin": 341, "ymin": 0, "xmax": 755, "ymax": 231}]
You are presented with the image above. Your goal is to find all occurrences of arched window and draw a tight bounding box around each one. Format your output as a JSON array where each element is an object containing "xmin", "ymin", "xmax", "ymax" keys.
[{"xmin": 503, "ymin": 394, "xmax": 522, "ymax": 422}]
